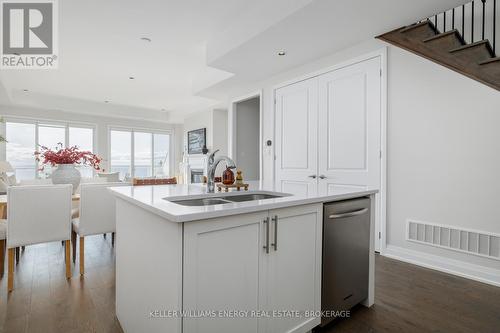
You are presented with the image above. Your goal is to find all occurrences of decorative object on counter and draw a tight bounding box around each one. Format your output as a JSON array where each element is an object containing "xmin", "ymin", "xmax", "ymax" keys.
[
  {"xmin": 222, "ymin": 166, "xmax": 235, "ymax": 185},
  {"xmin": 206, "ymin": 149, "xmax": 236, "ymax": 193},
  {"xmin": 217, "ymin": 183, "xmax": 249, "ymax": 192},
  {"xmin": 214, "ymin": 176, "xmax": 222, "ymax": 183},
  {"xmin": 187, "ymin": 128, "xmax": 206, "ymax": 155},
  {"xmin": 133, "ymin": 177, "xmax": 177, "ymax": 186},
  {"xmin": 202, "ymin": 144, "xmax": 209, "ymax": 155},
  {"xmin": 235, "ymin": 169, "xmax": 244, "ymax": 186},
  {"xmin": 35, "ymin": 143, "xmax": 102, "ymax": 193}
]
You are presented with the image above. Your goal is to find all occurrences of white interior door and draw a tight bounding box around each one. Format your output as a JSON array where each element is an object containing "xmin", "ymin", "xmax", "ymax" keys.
[
  {"xmin": 275, "ymin": 77, "xmax": 318, "ymax": 196},
  {"xmin": 317, "ymin": 56, "xmax": 382, "ymax": 249}
]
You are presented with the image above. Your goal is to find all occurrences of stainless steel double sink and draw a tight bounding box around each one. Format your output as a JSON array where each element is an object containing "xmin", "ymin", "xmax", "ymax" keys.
[{"xmin": 168, "ymin": 192, "xmax": 288, "ymax": 206}]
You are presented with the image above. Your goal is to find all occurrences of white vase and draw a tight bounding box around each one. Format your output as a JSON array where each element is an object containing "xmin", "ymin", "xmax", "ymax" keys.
[{"xmin": 52, "ymin": 164, "xmax": 81, "ymax": 193}]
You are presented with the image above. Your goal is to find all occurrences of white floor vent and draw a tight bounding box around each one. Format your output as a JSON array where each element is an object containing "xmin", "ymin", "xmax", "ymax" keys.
[{"xmin": 407, "ymin": 220, "xmax": 500, "ymax": 261}]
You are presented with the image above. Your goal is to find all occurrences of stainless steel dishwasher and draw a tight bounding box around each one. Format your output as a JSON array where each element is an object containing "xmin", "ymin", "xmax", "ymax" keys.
[{"xmin": 321, "ymin": 197, "xmax": 370, "ymax": 327}]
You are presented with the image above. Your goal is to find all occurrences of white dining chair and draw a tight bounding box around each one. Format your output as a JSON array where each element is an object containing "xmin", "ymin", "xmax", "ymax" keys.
[
  {"xmin": 7, "ymin": 184, "xmax": 73, "ymax": 291},
  {"xmin": 71, "ymin": 177, "xmax": 108, "ymax": 220},
  {"xmin": 72, "ymin": 182, "xmax": 128, "ymax": 275}
]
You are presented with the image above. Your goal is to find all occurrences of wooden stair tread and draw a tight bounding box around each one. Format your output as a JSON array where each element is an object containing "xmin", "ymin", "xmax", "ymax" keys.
[
  {"xmin": 392, "ymin": 20, "xmax": 438, "ymax": 41},
  {"xmin": 479, "ymin": 57, "xmax": 500, "ymax": 65},
  {"xmin": 399, "ymin": 21, "xmax": 436, "ymax": 33},
  {"xmin": 449, "ymin": 40, "xmax": 494, "ymax": 57},
  {"xmin": 423, "ymin": 29, "xmax": 463, "ymax": 43},
  {"xmin": 376, "ymin": 25, "xmax": 500, "ymax": 91}
]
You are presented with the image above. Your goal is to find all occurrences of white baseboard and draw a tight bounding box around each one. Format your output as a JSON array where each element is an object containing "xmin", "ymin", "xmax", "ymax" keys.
[{"xmin": 383, "ymin": 245, "xmax": 500, "ymax": 287}]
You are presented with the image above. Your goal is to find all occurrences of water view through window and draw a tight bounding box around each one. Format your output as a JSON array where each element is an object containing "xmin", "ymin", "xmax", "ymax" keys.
[
  {"xmin": 110, "ymin": 129, "xmax": 170, "ymax": 180},
  {"xmin": 6, "ymin": 121, "xmax": 95, "ymax": 180}
]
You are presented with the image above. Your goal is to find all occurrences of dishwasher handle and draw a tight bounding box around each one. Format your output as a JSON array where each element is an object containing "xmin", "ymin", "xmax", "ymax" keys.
[{"xmin": 328, "ymin": 208, "xmax": 368, "ymax": 219}]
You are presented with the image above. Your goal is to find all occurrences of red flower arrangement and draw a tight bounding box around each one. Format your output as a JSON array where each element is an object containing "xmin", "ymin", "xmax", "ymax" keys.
[{"xmin": 35, "ymin": 143, "xmax": 102, "ymax": 171}]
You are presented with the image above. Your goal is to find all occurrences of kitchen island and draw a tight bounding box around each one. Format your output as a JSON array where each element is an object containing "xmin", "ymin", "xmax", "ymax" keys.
[{"xmin": 109, "ymin": 182, "xmax": 377, "ymax": 333}]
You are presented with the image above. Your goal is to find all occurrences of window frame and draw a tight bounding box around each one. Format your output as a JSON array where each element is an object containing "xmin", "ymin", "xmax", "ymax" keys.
[
  {"xmin": 4, "ymin": 116, "xmax": 97, "ymax": 178},
  {"xmin": 108, "ymin": 125, "xmax": 173, "ymax": 179}
]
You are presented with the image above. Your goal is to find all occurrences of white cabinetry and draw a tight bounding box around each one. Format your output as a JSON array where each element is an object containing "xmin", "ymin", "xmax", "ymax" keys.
[
  {"xmin": 183, "ymin": 204, "xmax": 323, "ymax": 333},
  {"xmin": 265, "ymin": 205, "xmax": 322, "ymax": 333},
  {"xmin": 183, "ymin": 211, "xmax": 267, "ymax": 333}
]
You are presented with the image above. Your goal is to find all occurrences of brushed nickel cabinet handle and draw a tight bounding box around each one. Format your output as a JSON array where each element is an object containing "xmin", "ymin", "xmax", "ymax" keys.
[
  {"xmin": 329, "ymin": 208, "xmax": 368, "ymax": 219},
  {"xmin": 263, "ymin": 217, "xmax": 270, "ymax": 254},
  {"xmin": 319, "ymin": 175, "xmax": 327, "ymax": 179},
  {"xmin": 271, "ymin": 215, "xmax": 278, "ymax": 251},
  {"xmin": 308, "ymin": 175, "xmax": 317, "ymax": 179}
]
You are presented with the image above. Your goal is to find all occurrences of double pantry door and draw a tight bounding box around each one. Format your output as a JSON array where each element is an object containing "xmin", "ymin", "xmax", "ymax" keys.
[{"xmin": 274, "ymin": 56, "xmax": 382, "ymax": 249}]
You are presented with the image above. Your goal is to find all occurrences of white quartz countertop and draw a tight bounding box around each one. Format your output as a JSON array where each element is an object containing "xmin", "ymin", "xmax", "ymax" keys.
[{"xmin": 109, "ymin": 181, "xmax": 378, "ymax": 222}]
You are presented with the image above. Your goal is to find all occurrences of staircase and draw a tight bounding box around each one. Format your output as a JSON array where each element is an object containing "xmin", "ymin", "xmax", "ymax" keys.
[{"xmin": 377, "ymin": 0, "xmax": 500, "ymax": 91}]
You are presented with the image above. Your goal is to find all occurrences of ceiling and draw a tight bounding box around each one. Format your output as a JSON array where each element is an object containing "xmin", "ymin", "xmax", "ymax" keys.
[{"xmin": 0, "ymin": 0, "xmax": 468, "ymax": 122}]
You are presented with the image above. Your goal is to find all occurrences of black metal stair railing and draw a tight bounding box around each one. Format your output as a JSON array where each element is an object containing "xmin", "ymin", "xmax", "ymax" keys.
[{"xmin": 420, "ymin": 0, "xmax": 498, "ymax": 56}]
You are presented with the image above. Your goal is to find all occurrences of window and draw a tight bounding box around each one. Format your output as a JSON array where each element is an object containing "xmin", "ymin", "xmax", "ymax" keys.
[
  {"xmin": 69, "ymin": 127, "xmax": 94, "ymax": 178},
  {"xmin": 154, "ymin": 133, "xmax": 170, "ymax": 177},
  {"xmin": 110, "ymin": 130, "xmax": 132, "ymax": 180},
  {"xmin": 5, "ymin": 120, "xmax": 96, "ymax": 180},
  {"xmin": 110, "ymin": 129, "xmax": 170, "ymax": 180},
  {"xmin": 134, "ymin": 132, "xmax": 152, "ymax": 178},
  {"xmin": 6, "ymin": 122, "xmax": 36, "ymax": 180},
  {"xmin": 38, "ymin": 124, "xmax": 66, "ymax": 177}
]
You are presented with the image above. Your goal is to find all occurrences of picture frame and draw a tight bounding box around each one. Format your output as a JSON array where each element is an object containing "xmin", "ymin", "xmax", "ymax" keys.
[{"xmin": 187, "ymin": 128, "xmax": 206, "ymax": 155}]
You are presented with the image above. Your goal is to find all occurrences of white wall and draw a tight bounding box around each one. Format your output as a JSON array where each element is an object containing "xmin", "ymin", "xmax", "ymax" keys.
[
  {"xmin": 386, "ymin": 45, "xmax": 500, "ymax": 271},
  {"xmin": 227, "ymin": 39, "xmax": 500, "ymax": 283},
  {"xmin": 0, "ymin": 104, "xmax": 183, "ymax": 176},
  {"xmin": 235, "ymin": 97, "xmax": 260, "ymax": 180}
]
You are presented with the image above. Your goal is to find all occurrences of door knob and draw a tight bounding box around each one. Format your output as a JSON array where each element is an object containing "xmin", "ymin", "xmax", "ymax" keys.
[{"xmin": 308, "ymin": 175, "xmax": 317, "ymax": 179}]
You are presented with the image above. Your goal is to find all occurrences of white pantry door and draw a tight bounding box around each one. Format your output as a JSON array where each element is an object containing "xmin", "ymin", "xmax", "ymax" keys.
[
  {"xmin": 275, "ymin": 77, "xmax": 318, "ymax": 196},
  {"xmin": 317, "ymin": 56, "xmax": 382, "ymax": 249}
]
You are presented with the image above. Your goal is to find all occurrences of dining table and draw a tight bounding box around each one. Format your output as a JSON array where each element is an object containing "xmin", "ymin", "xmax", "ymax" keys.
[{"xmin": 0, "ymin": 193, "xmax": 80, "ymax": 219}]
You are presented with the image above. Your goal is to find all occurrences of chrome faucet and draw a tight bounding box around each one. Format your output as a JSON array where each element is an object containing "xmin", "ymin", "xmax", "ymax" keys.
[{"xmin": 207, "ymin": 149, "xmax": 236, "ymax": 193}]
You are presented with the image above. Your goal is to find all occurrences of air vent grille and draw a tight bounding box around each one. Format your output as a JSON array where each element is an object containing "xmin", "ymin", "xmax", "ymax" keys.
[{"xmin": 407, "ymin": 220, "xmax": 500, "ymax": 261}]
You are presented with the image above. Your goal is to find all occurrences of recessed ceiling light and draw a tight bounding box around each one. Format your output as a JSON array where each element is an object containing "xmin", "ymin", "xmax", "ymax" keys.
[
  {"xmin": 129, "ymin": 76, "xmax": 135, "ymax": 80},
  {"xmin": 161, "ymin": 108, "xmax": 166, "ymax": 112},
  {"xmin": 23, "ymin": 89, "xmax": 28, "ymax": 92},
  {"xmin": 277, "ymin": 51, "xmax": 286, "ymax": 56},
  {"xmin": 140, "ymin": 37, "xmax": 151, "ymax": 42},
  {"xmin": 104, "ymin": 100, "xmax": 110, "ymax": 103}
]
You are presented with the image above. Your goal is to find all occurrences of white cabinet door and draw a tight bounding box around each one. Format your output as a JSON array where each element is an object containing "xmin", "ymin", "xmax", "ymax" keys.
[
  {"xmin": 265, "ymin": 204, "xmax": 322, "ymax": 333},
  {"xmin": 317, "ymin": 56, "xmax": 381, "ymax": 195},
  {"xmin": 275, "ymin": 78, "xmax": 318, "ymax": 196},
  {"xmin": 183, "ymin": 212, "xmax": 269, "ymax": 333}
]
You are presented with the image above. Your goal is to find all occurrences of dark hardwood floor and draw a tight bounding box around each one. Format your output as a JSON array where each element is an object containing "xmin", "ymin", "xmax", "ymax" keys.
[
  {"xmin": 0, "ymin": 236, "xmax": 499, "ymax": 333},
  {"xmin": 318, "ymin": 255, "xmax": 500, "ymax": 333}
]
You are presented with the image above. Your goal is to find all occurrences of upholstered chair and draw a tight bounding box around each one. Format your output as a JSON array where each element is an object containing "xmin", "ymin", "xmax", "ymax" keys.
[
  {"xmin": 72, "ymin": 182, "xmax": 129, "ymax": 275},
  {"xmin": 7, "ymin": 185, "xmax": 73, "ymax": 291}
]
